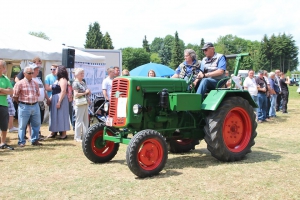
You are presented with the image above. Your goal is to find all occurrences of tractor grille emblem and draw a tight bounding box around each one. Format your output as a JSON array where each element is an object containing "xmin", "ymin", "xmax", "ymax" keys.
[{"xmin": 114, "ymin": 91, "xmax": 123, "ymax": 98}]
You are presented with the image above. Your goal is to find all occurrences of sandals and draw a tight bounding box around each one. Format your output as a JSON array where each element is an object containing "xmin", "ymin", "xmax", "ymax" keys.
[{"xmin": 0, "ymin": 143, "xmax": 15, "ymax": 150}]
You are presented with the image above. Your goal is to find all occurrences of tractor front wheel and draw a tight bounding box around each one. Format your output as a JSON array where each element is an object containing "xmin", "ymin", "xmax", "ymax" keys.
[
  {"xmin": 204, "ymin": 97, "xmax": 257, "ymax": 161},
  {"xmin": 126, "ymin": 129, "xmax": 168, "ymax": 178},
  {"xmin": 82, "ymin": 123, "xmax": 119, "ymax": 163}
]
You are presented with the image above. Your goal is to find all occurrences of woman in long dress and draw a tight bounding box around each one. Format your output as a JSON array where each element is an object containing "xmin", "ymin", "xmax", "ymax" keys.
[{"xmin": 48, "ymin": 66, "xmax": 70, "ymax": 139}]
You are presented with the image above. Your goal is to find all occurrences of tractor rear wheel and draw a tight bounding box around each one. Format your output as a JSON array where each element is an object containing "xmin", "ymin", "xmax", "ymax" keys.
[
  {"xmin": 204, "ymin": 97, "xmax": 257, "ymax": 161},
  {"xmin": 82, "ymin": 123, "xmax": 119, "ymax": 163},
  {"xmin": 126, "ymin": 129, "xmax": 168, "ymax": 178}
]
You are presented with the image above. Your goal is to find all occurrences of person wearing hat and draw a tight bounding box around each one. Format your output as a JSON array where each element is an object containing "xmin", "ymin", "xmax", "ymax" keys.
[
  {"xmin": 32, "ymin": 64, "xmax": 50, "ymax": 131},
  {"xmin": 255, "ymin": 70, "xmax": 269, "ymax": 123},
  {"xmin": 195, "ymin": 42, "xmax": 227, "ymax": 97},
  {"xmin": 15, "ymin": 57, "xmax": 44, "ymax": 83},
  {"xmin": 13, "ymin": 65, "xmax": 42, "ymax": 146}
]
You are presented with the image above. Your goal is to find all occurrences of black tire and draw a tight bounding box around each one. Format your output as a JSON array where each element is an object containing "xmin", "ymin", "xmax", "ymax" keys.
[
  {"xmin": 204, "ymin": 96, "xmax": 257, "ymax": 162},
  {"xmin": 126, "ymin": 129, "xmax": 168, "ymax": 178},
  {"xmin": 82, "ymin": 123, "xmax": 119, "ymax": 163},
  {"xmin": 169, "ymin": 139, "xmax": 199, "ymax": 153}
]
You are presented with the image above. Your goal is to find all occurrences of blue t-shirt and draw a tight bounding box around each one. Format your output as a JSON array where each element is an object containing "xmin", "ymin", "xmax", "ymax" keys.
[{"xmin": 44, "ymin": 74, "xmax": 57, "ymax": 97}]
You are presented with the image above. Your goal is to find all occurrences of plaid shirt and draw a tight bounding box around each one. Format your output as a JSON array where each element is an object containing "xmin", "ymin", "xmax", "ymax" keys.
[{"xmin": 13, "ymin": 78, "xmax": 40, "ymax": 103}]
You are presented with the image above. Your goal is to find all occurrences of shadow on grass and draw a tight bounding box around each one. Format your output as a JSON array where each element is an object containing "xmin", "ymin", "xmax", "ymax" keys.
[
  {"xmin": 264, "ymin": 115, "xmax": 289, "ymax": 123},
  {"xmin": 158, "ymin": 148, "xmax": 281, "ymax": 179},
  {"xmin": 86, "ymin": 147, "xmax": 281, "ymax": 179},
  {"xmin": 12, "ymin": 142, "xmax": 76, "ymax": 152}
]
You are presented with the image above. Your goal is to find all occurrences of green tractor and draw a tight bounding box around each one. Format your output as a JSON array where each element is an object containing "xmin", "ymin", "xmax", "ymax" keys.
[{"xmin": 82, "ymin": 53, "xmax": 257, "ymax": 178}]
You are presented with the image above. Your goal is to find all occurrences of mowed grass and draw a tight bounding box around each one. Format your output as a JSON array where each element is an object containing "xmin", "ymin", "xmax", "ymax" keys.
[{"xmin": 1, "ymin": 86, "xmax": 300, "ymax": 200}]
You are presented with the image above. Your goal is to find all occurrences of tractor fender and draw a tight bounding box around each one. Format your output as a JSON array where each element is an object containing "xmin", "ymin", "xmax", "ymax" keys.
[{"xmin": 201, "ymin": 89, "xmax": 258, "ymax": 111}]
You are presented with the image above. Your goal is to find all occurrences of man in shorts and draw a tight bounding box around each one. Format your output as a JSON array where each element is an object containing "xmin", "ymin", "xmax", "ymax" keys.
[{"xmin": 0, "ymin": 60, "xmax": 14, "ymax": 150}]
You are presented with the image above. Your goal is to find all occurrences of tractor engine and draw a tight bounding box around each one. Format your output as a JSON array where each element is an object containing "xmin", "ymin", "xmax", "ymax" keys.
[{"xmin": 106, "ymin": 77, "xmax": 204, "ymax": 140}]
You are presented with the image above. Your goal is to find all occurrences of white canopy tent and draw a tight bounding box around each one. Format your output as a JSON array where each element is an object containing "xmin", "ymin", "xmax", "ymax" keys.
[
  {"xmin": 0, "ymin": 31, "xmax": 105, "ymax": 78},
  {"xmin": 0, "ymin": 32, "xmax": 106, "ymax": 123}
]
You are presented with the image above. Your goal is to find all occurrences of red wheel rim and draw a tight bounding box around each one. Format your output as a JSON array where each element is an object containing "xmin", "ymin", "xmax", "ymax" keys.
[
  {"xmin": 222, "ymin": 107, "xmax": 252, "ymax": 152},
  {"xmin": 137, "ymin": 139, "xmax": 164, "ymax": 170},
  {"xmin": 91, "ymin": 130, "xmax": 115, "ymax": 157}
]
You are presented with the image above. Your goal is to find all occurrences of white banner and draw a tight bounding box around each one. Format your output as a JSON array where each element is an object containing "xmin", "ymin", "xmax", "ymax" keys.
[{"xmin": 74, "ymin": 62, "xmax": 106, "ymax": 94}]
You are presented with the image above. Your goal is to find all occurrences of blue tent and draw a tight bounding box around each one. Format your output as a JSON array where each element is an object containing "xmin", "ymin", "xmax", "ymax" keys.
[{"xmin": 130, "ymin": 63, "xmax": 175, "ymax": 77}]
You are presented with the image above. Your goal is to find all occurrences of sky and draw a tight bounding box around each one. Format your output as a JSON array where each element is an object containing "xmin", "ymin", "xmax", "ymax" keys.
[{"xmin": 2, "ymin": 0, "xmax": 299, "ymax": 59}]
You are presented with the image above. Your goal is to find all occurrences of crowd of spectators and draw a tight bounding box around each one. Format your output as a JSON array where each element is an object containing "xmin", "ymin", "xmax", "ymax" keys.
[{"xmin": 243, "ymin": 69, "xmax": 290, "ymax": 123}]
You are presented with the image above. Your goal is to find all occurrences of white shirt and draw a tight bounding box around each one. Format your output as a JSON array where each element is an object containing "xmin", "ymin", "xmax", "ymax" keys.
[
  {"xmin": 243, "ymin": 77, "xmax": 258, "ymax": 96},
  {"xmin": 33, "ymin": 77, "xmax": 45, "ymax": 101},
  {"xmin": 102, "ymin": 76, "xmax": 113, "ymax": 99}
]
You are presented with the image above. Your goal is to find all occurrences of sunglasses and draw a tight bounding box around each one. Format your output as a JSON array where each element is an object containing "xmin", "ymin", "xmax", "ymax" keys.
[
  {"xmin": 203, "ymin": 48, "xmax": 209, "ymax": 52},
  {"xmin": 50, "ymin": 68, "xmax": 56, "ymax": 71},
  {"xmin": 26, "ymin": 72, "xmax": 33, "ymax": 75}
]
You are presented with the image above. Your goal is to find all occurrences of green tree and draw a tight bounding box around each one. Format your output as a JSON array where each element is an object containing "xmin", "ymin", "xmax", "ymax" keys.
[
  {"xmin": 122, "ymin": 47, "xmax": 150, "ymax": 71},
  {"xmin": 150, "ymin": 37, "xmax": 164, "ymax": 53},
  {"xmin": 102, "ymin": 32, "xmax": 114, "ymax": 49},
  {"xmin": 143, "ymin": 35, "xmax": 150, "ymax": 52},
  {"xmin": 159, "ymin": 35, "xmax": 174, "ymax": 66},
  {"xmin": 257, "ymin": 34, "xmax": 271, "ymax": 71},
  {"xmin": 84, "ymin": 22, "xmax": 104, "ymax": 49},
  {"xmin": 198, "ymin": 38, "xmax": 205, "ymax": 60},
  {"xmin": 150, "ymin": 53, "xmax": 161, "ymax": 63},
  {"xmin": 170, "ymin": 31, "xmax": 182, "ymax": 69},
  {"xmin": 258, "ymin": 33, "xmax": 298, "ymax": 73},
  {"xmin": 29, "ymin": 31, "xmax": 50, "ymax": 40}
]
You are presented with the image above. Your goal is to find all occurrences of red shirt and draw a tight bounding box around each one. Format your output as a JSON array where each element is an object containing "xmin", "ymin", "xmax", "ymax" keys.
[{"xmin": 13, "ymin": 78, "xmax": 40, "ymax": 103}]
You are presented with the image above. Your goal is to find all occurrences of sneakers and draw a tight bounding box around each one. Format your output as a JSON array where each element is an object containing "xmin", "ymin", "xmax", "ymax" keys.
[
  {"xmin": 9, "ymin": 127, "xmax": 18, "ymax": 133},
  {"xmin": 0, "ymin": 143, "xmax": 14, "ymax": 150},
  {"xmin": 257, "ymin": 120, "xmax": 263, "ymax": 123}
]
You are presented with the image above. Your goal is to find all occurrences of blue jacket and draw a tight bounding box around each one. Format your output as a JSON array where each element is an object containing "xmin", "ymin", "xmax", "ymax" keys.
[{"xmin": 269, "ymin": 77, "xmax": 280, "ymax": 94}]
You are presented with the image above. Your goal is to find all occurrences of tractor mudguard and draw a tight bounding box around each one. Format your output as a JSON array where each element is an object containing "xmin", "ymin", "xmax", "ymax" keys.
[{"xmin": 201, "ymin": 90, "xmax": 257, "ymax": 111}]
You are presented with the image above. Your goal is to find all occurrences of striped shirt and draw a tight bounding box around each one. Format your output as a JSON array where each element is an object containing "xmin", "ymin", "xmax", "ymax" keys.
[{"xmin": 13, "ymin": 78, "xmax": 40, "ymax": 103}]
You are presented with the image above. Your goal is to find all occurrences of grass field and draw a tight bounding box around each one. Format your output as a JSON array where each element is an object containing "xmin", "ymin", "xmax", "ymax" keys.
[{"xmin": 1, "ymin": 86, "xmax": 300, "ymax": 200}]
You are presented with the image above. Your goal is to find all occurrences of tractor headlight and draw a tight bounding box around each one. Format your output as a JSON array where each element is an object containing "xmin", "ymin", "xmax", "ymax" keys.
[
  {"xmin": 133, "ymin": 104, "xmax": 142, "ymax": 114},
  {"xmin": 104, "ymin": 102, "xmax": 109, "ymax": 112}
]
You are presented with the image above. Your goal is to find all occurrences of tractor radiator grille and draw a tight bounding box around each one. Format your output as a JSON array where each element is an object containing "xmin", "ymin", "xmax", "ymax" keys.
[{"xmin": 108, "ymin": 78, "xmax": 129, "ymax": 126}]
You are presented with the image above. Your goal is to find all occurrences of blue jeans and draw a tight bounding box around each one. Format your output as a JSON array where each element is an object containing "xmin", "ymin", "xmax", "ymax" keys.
[
  {"xmin": 196, "ymin": 78, "xmax": 220, "ymax": 97},
  {"xmin": 269, "ymin": 94, "xmax": 277, "ymax": 117},
  {"xmin": 18, "ymin": 103, "xmax": 41, "ymax": 145},
  {"xmin": 257, "ymin": 93, "xmax": 267, "ymax": 121},
  {"xmin": 251, "ymin": 95, "xmax": 258, "ymax": 114}
]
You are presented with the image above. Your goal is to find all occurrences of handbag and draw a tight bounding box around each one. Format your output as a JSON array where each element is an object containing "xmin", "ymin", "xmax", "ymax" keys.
[{"xmin": 75, "ymin": 97, "xmax": 87, "ymax": 106}]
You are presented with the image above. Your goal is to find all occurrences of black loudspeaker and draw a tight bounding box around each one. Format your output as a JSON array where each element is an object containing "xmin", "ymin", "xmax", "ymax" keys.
[{"xmin": 62, "ymin": 48, "xmax": 75, "ymax": 68}]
